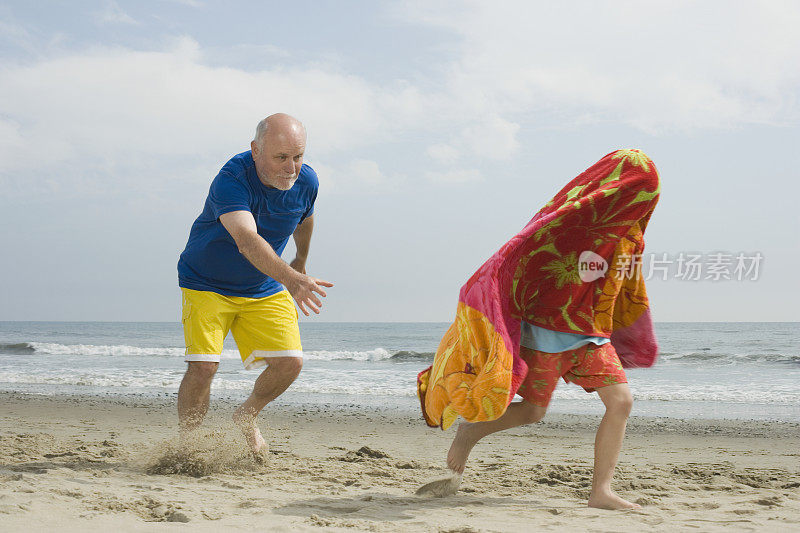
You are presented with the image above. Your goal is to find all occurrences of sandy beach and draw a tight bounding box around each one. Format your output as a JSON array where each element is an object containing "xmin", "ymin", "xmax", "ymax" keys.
[{"xmin": 0, "ymin": 391, "xmax": 798, "ymax": 531}]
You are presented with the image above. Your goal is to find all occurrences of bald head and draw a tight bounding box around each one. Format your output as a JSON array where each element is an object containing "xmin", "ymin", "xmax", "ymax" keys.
[
  {"xmin": 253, "ymin": 113, "xmax": 306, "ymax": 149},
  {"xmin": 250, "ymin": 113, "xmax": 307, "ymax": 190}
]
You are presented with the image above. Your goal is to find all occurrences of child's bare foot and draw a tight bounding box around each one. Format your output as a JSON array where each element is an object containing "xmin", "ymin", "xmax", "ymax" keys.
[
  {"xmin": 446, "ymin": 422, "xmax": 480, "ymax": 474},
  {"xmin": 588, "ymin": 489, "xmax": 641, "ymax": 510},
  {"xmin": 233, "ymin": 407, "xmax": 268, "ymax": 461}
]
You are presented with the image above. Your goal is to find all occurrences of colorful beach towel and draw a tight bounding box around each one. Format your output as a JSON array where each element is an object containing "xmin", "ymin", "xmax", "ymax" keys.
[{"xmin": 418, "ymin": 149, "xmax": 661, "ymax": 430}]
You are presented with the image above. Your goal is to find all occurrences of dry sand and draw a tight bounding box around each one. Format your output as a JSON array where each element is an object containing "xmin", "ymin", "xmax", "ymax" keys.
[{"xmin": 1, "ymin": 391, "xmax": 798, "ymax": 532}]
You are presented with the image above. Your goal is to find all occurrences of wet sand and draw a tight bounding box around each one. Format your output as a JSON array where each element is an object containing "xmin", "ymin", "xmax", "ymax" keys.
[{"xmin": 1, "ymin": 391, "xmax": 798, "ymax": 531}]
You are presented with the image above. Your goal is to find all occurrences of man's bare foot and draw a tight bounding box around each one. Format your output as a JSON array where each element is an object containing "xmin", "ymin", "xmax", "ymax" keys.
[
  {"xmin": 446, "ymin": 422, "xmax": 480, "ymax": 474},
  {"xmin": 588, "ymin": 489, "xmax": 641, "ymax": 510},
  {"xmin": 232, "ymin": 407, "xmax": 268, "ymax": 461}
]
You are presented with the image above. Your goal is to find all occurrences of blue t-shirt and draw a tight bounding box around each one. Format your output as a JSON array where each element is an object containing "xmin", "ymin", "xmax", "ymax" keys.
[
  {"xmin": 520, "ymin": 322, "xmax": 610, "ymax": 353},
  {"xmin": 178, "ymin": 151, "xmax": 318, "ymax": 298}
]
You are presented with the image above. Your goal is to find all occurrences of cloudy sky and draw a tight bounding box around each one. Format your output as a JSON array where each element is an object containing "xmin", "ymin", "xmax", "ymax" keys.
[{"xmin": 1, "ymin": 0, "xmax": 798, "ymax": 322}]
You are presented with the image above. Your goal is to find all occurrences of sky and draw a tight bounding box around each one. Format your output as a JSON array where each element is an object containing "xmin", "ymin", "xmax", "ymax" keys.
[{"xmin": 1, "ymin": 0, "xmax": 799, "ymax": 322}]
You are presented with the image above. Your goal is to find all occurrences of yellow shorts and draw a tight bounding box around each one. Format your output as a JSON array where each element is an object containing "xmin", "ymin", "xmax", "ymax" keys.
[{"xmin": 181, "ymin": 288, "xmax": 302, "ymax": 370}]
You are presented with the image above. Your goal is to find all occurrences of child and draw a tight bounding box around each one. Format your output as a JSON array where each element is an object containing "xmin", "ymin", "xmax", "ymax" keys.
[{"xmin": 417, "ymin": 150, "xmax": 659, "ymax": 509}]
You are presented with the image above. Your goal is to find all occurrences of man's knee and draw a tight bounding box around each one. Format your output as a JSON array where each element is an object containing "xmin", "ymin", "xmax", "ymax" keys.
[
  {"xmin": 185, "ymin": 361, "xmax": 219, "ymax": 382},
  {"xmin": 269, "ymin": 356, "xmax": 303, "ymax": 377},
  {"xmin": 520, "ymin": 401, "xmax": 547, "ymax": 424}
]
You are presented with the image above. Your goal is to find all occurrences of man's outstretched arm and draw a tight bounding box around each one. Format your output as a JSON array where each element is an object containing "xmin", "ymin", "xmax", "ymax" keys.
[
  {"xmin": 290, "ymin": 214, "xmax": 314, "ymax": 274},
  {"xmin": 220, "ymin": 210, "xmax": 332, "ymax": 315}
]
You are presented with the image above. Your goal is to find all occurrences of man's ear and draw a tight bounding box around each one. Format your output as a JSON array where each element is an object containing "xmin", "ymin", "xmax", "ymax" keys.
[{"xmin": 250, "ymin": 140, "xmax": 258, "ymax": 155}]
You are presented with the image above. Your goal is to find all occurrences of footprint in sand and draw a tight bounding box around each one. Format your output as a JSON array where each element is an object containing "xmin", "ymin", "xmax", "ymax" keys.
[{"xmin": 415, "ymin": 473, "xmax": 462, "ymax": 498}]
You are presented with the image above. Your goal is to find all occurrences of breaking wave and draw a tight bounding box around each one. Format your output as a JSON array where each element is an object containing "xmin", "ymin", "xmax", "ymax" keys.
[{"xmin": 0, "ymin": 342, "xmax": 434, "ymax": 362}]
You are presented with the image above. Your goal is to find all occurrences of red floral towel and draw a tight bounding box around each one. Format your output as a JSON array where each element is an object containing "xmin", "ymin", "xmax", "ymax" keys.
[{"xmin": 418, "ymin": 149, "xmax": 661, "ymax": 429}]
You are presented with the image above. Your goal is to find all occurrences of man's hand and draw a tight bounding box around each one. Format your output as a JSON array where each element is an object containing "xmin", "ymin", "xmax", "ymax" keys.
[
  {"xmin": 289, "ymin": 257, "xmax": 307, "ymax": 274},
  {"xmin": 220, "ymin": 210, "xmax": 332, "ymax": 315},
  {"xmin": 284, "ymin": 271, "xmax": 334, "ymax": 316}
]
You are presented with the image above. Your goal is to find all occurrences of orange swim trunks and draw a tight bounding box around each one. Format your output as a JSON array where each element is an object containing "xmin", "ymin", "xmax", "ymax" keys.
[{"xmin": 516, "ymin": 342, "xmax": 627, "ymax": 407}]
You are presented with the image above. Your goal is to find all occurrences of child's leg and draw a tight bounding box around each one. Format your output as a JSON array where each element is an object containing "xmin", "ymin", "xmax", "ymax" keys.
[
  {"xmin": 589, "ymin": 383, "xmax": 639, "ymax": 509},
  {"xmin": 447, "ymin": 400, "xmax": 546, "ymax": 473},
  {"xmin": 447, "ymin": 346, "xmax": 558, "ymax": 474}
]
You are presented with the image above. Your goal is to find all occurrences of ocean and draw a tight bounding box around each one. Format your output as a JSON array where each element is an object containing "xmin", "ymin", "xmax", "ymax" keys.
[{"xmin": 1, "ymin": 322, "xmax": 798, "ymax": 422}]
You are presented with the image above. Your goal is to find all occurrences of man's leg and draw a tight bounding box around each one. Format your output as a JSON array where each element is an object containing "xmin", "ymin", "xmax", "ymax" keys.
[
  {"xmin": 589, "ymin": 382, "xmax": 639, "ymax": 509},
  {"xmin": 230, "ymin": 290, "xmax": 304, "ymax": 456},
  {"xmin": 177, "ymin": 361, "xmax": 219, "ymax": 432},
  {"xmin": 447, "ymin": 400, "xmax": 546, "ymax": 473},
  {"xmin": 178, "ymin": 287, "xmax": 235, "ymax": 434},
  {"xmin": 233, "ymin": 356, "xmax": 303, "ymax": 454}
]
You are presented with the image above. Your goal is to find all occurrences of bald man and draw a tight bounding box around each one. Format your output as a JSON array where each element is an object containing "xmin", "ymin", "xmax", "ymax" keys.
[{"xmin": 177, "ymin": 113, "xmax": 332, "ymax": 458}]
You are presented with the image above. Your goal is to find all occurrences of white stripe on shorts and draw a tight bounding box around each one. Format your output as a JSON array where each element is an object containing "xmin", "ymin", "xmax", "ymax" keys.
[{"xmin": 184, "ymin": 353, "xmax": 221, "ymax": 363}]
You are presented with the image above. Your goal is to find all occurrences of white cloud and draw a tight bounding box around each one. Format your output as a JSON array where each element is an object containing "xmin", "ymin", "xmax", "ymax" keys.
[
  {"xmin": 348, "ymin": 159, "xmax": 388, "ymax": 185},
  {"xmin": 426, "ymin": 143, "xmax": 459, "ymax": 164},
  {"xmin": 311, "ymin": 158, "xmax": 401, "ymax": 193},
  {"xmin": 426, "ymin": 115, "xmax": 519, "ymax": 167},
  {"xmin": 0, "ymin": 36, "xmax": 423, "ymax": 195},
  {"xmin": 3, "ymin": 2, "xmax": 800, "ymax": 200},
  {"xmin": 0, "ymin": 19, "xmax": 34, "ymax": 53},
  {"xmin": 396, "ymin": 0, "xmax": 800, "ymax": 132},
  {"xmin": 426, "ymin": 168, "xmax": 482, "ymax": 184},
  {"xmin": 164, "ymin": 0, "xmax": 203, "ymax": 7},
  {"xmin": 201, "ymin": 43, "xmax": 291, "ymax": 67},
  {"xmin": 459, "ymin": 114, "xmax": 519, "ymax": 160},
  {"xmin": 96, "ymin": 1, "xmax": 138, "ymax": 25}
]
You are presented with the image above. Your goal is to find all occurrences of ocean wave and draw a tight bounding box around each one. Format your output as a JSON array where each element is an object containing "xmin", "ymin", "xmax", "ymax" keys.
[
  {"xmin": 0, "ymin": 342, "xmax": 219, "ymax": 358},
  {"xmin": 0, "ymin": 372, "xmax": 417, "ymax": 397},
  {"xmin": 303, "ymin": 348, "xmax": 391, "ymax": 361},
  {"xmin": 660, "ymin": 351, "xmax": 800, "ymax": 364},
  {"xmin": 389, "ymin": 351, "xmax": 435, "ymax": 361},
  {"xmin": 0, "ymin": 343, "xmax": 36, "ymax": 354},
  {"xmin": 0, "ymin": 342, "xmax": 429, "ymax": 363},
  {"xmin": 3, "ymin": 341, "xmax": 795, "ymax": 365}
]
